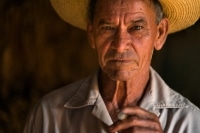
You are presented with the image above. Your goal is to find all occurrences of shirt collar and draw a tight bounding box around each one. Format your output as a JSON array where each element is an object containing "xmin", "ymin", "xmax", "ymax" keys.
[
  {"xmin": 64, "ymin": 71, "xmax": 99, "ymax": 108},
  {"xmin": 64, "ymin": 67, "xmax": 187, "ymax": 115},
  {"xmin": 139, "ymin": 67, "xmax": 187, "ymax": 116},
  {"xmin": 64, "ymin": 71, "xmax": 113, "ymax": 126}
]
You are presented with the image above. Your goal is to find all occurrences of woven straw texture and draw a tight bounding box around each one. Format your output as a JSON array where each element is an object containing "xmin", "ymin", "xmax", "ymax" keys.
[{"xmin": 50, "ymin": 0, "xmax": 200, "ymax": 33}]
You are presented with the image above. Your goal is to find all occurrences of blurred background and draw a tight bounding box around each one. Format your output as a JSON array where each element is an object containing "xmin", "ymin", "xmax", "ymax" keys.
[{"xmin": 0, "ymin": 0, "xmax": 200, "ymax": 132}]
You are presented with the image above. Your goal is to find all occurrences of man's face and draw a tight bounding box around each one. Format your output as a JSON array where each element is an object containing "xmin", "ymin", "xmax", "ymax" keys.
[{"xmin": 88, "ymin": 0, "xmax": 166, "ymax": 81}]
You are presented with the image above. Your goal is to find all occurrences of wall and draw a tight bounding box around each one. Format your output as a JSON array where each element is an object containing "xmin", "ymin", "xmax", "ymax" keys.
[{"xmin": 0, "ymin": 0, "xmax": 199, "ymax": 132}]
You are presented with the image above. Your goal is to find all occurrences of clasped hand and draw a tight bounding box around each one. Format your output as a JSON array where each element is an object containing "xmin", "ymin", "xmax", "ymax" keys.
[{"xmin": 108, "ymin": 106, "xmax": 163, "ymax": 133}]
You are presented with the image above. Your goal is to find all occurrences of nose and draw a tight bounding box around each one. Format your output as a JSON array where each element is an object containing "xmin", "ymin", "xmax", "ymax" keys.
[{"xmin": 111, "ymin": 29, "xmax": 131, "ymax": 52}]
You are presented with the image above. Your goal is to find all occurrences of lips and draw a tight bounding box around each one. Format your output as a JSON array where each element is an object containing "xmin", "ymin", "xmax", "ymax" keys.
[
  {"xmin": 110, "ymin": 59, "xmax": 132, "ymax": 63},
  {"xmin": 107, "ymin": 59, "xmax": 133, "ymax": 65},
  {"xmin": 104, "ymin": 49, "xmax": 139, "ymax": 66}
]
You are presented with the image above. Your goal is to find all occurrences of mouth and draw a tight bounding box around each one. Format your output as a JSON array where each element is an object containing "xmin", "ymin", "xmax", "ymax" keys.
[{"xmin": 108, "ymin": 59, "xmax": 133, "ymax": 64}]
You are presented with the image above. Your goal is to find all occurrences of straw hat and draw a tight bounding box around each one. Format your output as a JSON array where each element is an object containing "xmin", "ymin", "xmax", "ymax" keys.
[{"xmin": 50, "ymin": 0, "xmax": 200, "ymax": 33}]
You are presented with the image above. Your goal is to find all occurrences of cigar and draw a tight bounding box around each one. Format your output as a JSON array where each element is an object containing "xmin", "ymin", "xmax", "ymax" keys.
[{"xmin": 117, "ymin": 111, "xmax": 128, "ymax": 120}]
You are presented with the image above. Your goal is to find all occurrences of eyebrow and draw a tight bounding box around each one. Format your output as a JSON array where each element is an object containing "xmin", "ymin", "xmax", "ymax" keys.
[
  {"xmin": 98, "ymin": 19, "xmax": 115, "ymax": 25},
  {"xmin": 130, "ymin": 18, "xmax": 146, "ymax": 24},
  {"xmin": 97, "ymin": 17, "xmax": 147, "ymax": 27}
]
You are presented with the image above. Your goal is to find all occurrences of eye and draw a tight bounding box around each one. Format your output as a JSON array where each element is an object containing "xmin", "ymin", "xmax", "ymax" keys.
[
  {"xmin": 134, "ymin": 26, "xmax": 143, "ymax": 30},
  {"xmin": 100, "ymin": 26, "xmax": 116, "ymax": 31},
  {"xmin": 129, "ymin": 25, "xmax": 144, "ymax": 31},
  {"xmin": 97, "ymin": 25, "xmax": 117, "ymax": 36}
]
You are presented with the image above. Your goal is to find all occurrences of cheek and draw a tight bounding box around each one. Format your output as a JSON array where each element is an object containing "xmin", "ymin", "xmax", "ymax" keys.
[
  {"xmin": 138, "ymin": 44, "xmax": 154, "ymax": 66},
  {"xmin": 131, "ymin": 36, "xmax": 155, "ymax": 65},
  {"xmin": 94, "ymin": 35, "xmax": 113, "ymax": 66}
]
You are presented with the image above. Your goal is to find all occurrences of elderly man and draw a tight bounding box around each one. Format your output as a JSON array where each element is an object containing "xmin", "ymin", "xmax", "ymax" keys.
[{"xmin": 24, "ymin": 0, "xmax": 200, "ymax": 132}]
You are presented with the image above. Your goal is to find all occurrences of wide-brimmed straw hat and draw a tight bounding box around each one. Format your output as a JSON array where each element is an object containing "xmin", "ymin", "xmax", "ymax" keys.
[{"xmin": 50, "ymin": 0, "xmax": 200, "ymax": 34}]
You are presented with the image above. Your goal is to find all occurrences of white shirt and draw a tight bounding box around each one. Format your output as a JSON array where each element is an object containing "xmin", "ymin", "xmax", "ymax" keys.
[{"xmin": 24, "ymin": 67, "xmax": 200, "ymax": 133}]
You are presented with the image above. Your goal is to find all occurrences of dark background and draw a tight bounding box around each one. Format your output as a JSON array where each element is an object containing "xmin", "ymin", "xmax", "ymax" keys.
[{"xmin": 0, "ymin": 0, "xmax": 200, "ymax": 132}]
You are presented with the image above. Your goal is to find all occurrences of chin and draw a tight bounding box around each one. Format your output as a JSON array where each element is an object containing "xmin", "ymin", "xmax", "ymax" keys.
[{"xmin": 107, "ymin": 70, "xmax": 134, "ymax": 81}]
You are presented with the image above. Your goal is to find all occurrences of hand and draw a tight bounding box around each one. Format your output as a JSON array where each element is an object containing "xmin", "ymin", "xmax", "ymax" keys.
[{"xmin": 108, "ymin": 106, "xmax": 163, "ymax": 133}]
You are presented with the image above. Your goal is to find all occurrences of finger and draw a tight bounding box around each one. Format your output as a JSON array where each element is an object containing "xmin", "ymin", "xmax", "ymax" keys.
[
  {"xmin": 125, "ymin": 126, "xmax": 162, "ymax": 133},
  {"xmin": 109, "ymin": 115, "xmax": 161, "ymax": 132},
  {"xmin": 122, "ymin": 106, "xmax": 159, "ymax": 121}
]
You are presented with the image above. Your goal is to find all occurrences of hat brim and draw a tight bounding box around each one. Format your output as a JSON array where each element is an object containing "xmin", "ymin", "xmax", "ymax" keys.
[{"xmin": 50, "ymin": 0, "xmax": 200, "ymax": 34}]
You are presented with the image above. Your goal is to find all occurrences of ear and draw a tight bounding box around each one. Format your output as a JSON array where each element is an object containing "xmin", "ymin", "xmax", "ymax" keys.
[
  {"xmin": 87, "ymin": 22, "xmax": 96, "ymax": 49},
  {"xmin": 154, "ymin": 18, "xmax": 169, "ymax": 50}
]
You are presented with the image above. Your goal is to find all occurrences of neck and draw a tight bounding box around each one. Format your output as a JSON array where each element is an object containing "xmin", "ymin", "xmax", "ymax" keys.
[{"xmin": 99, "ymin": 68, "xmax": 150, "ymax": 111}]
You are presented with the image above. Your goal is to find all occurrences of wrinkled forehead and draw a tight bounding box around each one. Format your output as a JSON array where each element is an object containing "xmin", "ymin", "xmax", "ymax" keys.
[
  {"xmin": 95, "ymin": 0, "xmax": 154, "ymax": 12},
  {"xmin": 94, "ymin": 0, "xmax": 156, "ymax": 20}
]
